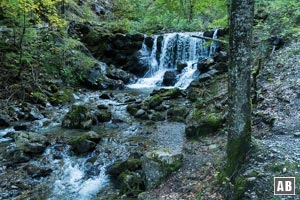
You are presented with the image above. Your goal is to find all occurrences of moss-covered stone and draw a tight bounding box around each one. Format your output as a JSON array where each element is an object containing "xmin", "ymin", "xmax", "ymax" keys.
[
  {"xmin": 186, "ymin": 113, "xmax": 223, "ymax": 139},
  {"xmin": 127, "ymin": 104, "xmax": 141, "ymax": 116},
  {"xmin": 30, "ymin": 92, "xmax": 47, "ymax": 106},
  {"xmin": 148, "ymin": 94, "xmax": 163, "ymax": 109},
  {"xmin": 107, "ymin": 158, "xmax": 143, "ymax": 176},
  {"xmin": 94, "ymin": 110, "xmax": 112, "ymax": 123},
  {"xmin": 107, "ymin": 158, "xmax": 145, "ymax": 197},
  {"xmin": 62, "ymin": 105, "xmax": 93, "ymax": 129},
  {"xmin": 167, "ymin": 106, "xmax": 189, "ymax": 122},
  {"xmin": 142, "ymin": 149, "xmax": 183, "ymax": 189}
]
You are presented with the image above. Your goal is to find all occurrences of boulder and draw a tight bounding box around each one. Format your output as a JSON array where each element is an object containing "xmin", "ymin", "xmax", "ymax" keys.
[
  {"xmin": 211, "ymin": 62, "xmax": 228, "ymax": 73},
  {"xmin": 23, "ymin": 164, "xmax": 52, "ymax": 178},
  {"xmin": 86, "ymin": 65, "xmax": 125, "ymax": 90},
  {"xmin": 14, "ymin": 132, "xmax": 48, "ymax": 154},
  {"xmin": 94, "ymin": 110, "xmax": 112, "ymax": 123},
  {"xmin": 148, "ymin": 95, "xmax": 163, "ymax": 109},
  {"xmin": 70, "ymin": 131, "xmax": 101, "ymax": 154},
  {"xmin": 106, "ymin": 65, "xmax": 136, "ymax": 84},
  {"xmin": 167, "ymin": 106, "xmax": 189, "ymax": 122},
  {"xmin": 0, "ymin": 114, "xmax": 10, "ymax": 127},
  {"xmin": 197, "ymin": 58, "xmax": 214, "ymax": 73},
  {"xmin": 162, "ymin": 71, "xmax": 178, "ymax": 86},
  {"xmin": 213, "ymin": 51, "xmax": 228, "ymax": 63},
  {"xmin": 142, "ymin": 149, "xmax": 183, "ymax": 189},
  {"xmin": 186, "ymin": 113, "xmax": 223, "ymax": 139},
  {"xmin": 177, "ymin": 61, "xmax": 188, "ymax": 73},
  {"xmin": 62, "ymin": 105, "xmax": 93, "ymax": 129},
  {"xmin": 107, "ymin": 158, "xmax": 145, "ymax": 196}
]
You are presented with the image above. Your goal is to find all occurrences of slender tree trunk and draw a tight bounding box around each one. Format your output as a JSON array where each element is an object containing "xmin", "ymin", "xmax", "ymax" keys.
[{"xmin": 226, "ymin": 0, "xmax": 254, "ymax": 177}]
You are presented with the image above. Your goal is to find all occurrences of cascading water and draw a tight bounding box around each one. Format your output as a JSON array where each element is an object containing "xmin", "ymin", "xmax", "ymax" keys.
[{"xmin": 128, "ymin": 30, "xmax": 219, "ymax": 89}]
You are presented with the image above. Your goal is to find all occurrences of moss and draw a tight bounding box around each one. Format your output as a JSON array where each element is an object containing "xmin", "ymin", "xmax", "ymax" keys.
[
  {"xmin": 30, "ymin": 92, "xmax": 47, "ymax": 106},
  {"xmin": 62, "ymin": 105, "xmax": 92, "ymax": 129},
  {"xmin": 203, "ymin": 113, "xmax": 223, "ymax": 128},
  {"xmin": 235, "ymin": 176, "xmax": 247, "ymax": 199},
  {"xmin": 127, "ymin": 104, "xmax": 140, "ymax": 116},
  {"xmin": 49, "ymin": 88, "xmax": 74, "ymax": 106},
  {"xmin": 148, "ymin": 94, "xmax": 163, "ymax": 109},
  {"xmin": 226, "ymin": 135, "xmax": 251, "ymax": 177}
]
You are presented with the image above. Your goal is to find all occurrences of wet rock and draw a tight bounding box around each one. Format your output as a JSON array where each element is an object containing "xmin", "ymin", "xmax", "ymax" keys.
[
  {"xmin": 127, "ymin": 104, "xmax": 141, "ymax": 116},
  {"xmin": 162, "ymin": 71, "xmax": 178, "ymax": 86},
  {"xmin": 70, "ymin": 131, "xmax": 101, "ymax": 154},
  {"xmin": 3, "ymin": 148, "xmax": 30, "ymax": 163},
  {"xmin": 94, "ymin": 110, "xmax": 112, "ymax": 123},
  {"xmin": 197, "ymin": 58, "xmax": 214, "ymax": 73},
  {"xmin": 23, "ymin": 164, "xmax": 52, "ymax": 178},
  {"xmin": 294, "ymin": 132, "xmax": 300, "ymax": 138},
  {"xmin": 177, "ymin": 61, "xmax": 188, "ymax": 73},
  {"xmin": 97, "ymin": 104, "xmax": 109, "ymax": 110},
  {"xmin": 71, "ymin": 138, "xmax": 96, "ymax": 154},
  {"xmin": 14, "ymin": 123, "xmax": 30, "ymax": 131},
  {"xmin": 142, "ymin": 149, "xmax": 183, "ymax": 189},
  {"xmin": 0, "ymin": 114, "xmax": 10, "ymax": 127},
  {"xmin": 106, "ymin": 65, "xmax": 136, "ymax": 84},
  {"xmin": 135, "ymin": 109, "xmax": 146, "ymax": 118},
  {"xmin": 85, "ymin": 64, "xmax": 125, "ymax": 90},
  {"xmin": 99, "ymin": 92, "xmax": 113, "ymax": 99},
  {"xmin": 14, "ymin": 132, "xmax": 48, "ymax": 154},
  {"xmin": 62, "ymin": 105, "xmax": 93, "ymax": 129}
]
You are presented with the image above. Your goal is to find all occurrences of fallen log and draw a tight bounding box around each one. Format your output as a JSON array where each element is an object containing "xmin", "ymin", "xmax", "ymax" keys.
[{"xmin": 191, "ymin": 35, "xmax": 228, "ymax": 44}]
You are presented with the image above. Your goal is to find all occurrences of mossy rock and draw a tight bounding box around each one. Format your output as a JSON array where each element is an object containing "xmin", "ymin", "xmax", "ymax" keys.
[
  {"xmin": 117, "ymin": 170, "xmax": 145, "ymax": 197},
  {"xmin": 142, "ymin": 149, "xmax": 183, "ymax": 189},
  {"xmin": 49, "ymin": 88, "xmax": 74, "ymax": 106},
  {"xmin": 62, "ymin": 105, "xmax": 93, "ymax": 129},
  {"xmin": 186, "ymin": 113, "xmax": 223, "ymax": 139},
  {"xmin": 107, "ymin": 158, "xmax": 145, "ymax": 197},
  {"xmin": 107, "ymin": 158, "xmax": 143, "ymax": 176},
  {"xmin": 70, "ymin": 131, "xmax": 101, "ymax": 154},
  {"xmin": 127, "ymin": 104, "xmax": 141, "ymax": 116},
  {"xmin": 151, "ymin": 88, "xmax": 182, "ymax": 99},
  {"xmin": 148, "ymin": 94, "xmax": 163, "ymax": 109},
  {"xmin": 30, "ymin": 92, "xmax": 47, "ymax": 106},
  {"xmin": 167, "ymin": 106, "xmax": 189, "ymax": 122},
  {"xmin": 94, "ymin": 110, "xmax": 112, "ymax": 122}
]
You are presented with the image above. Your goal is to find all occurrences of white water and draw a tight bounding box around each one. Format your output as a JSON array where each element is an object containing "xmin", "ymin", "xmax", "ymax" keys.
[
  {"xmin": 128, "ymin": 30, "xmax": 218, "ymax": 89},
  {"xmin": 49, "ymin": 157, "xmax": 110, "ymax": 200}
]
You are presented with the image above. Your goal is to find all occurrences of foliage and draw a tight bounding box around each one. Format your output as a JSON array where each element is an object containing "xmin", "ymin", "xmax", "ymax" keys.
[
  {"xmin": 110, "ymin": 0, "xmax": 227, "ymax": 33},
  {"xmin": 255, "ymin": 0, "xmax": 300, "ymax": 40}
]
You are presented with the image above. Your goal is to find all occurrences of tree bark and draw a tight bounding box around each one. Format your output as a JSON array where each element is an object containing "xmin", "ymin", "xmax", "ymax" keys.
[{"xmin": 227, "ymin": 0, "xmax": 254, "ymax": 177}]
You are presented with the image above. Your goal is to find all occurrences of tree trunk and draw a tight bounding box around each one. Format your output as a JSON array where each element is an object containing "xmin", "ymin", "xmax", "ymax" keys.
[{"xmin": 226, "ymin": 0, "xmax": 254, "ymax": 177}]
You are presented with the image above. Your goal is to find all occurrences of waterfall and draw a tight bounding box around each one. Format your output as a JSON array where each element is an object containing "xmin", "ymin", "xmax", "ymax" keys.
[{"xmin": 127, "ymin": 30, "xmax": 219, "ymax": 89}]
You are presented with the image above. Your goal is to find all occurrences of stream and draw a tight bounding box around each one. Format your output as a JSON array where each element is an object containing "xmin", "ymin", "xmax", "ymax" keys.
[{"xmin": 0, "ymin": 31, "xmax": 219, "ymax": 200}]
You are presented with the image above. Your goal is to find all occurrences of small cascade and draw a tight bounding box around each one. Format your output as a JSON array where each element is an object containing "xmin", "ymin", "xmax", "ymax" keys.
[
  {"xmin": 46, "ymin": 146, "xmax": 111, "ymax": 200},
  {"xmin": 128, "ymin": 30, "xmax": 219, "ymax": 89}
]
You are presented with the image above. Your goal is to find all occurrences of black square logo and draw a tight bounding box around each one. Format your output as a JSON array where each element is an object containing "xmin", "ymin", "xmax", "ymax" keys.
[{"xmin": 274, "ymin": 177, "xmax": 295, "ymax": 195}]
